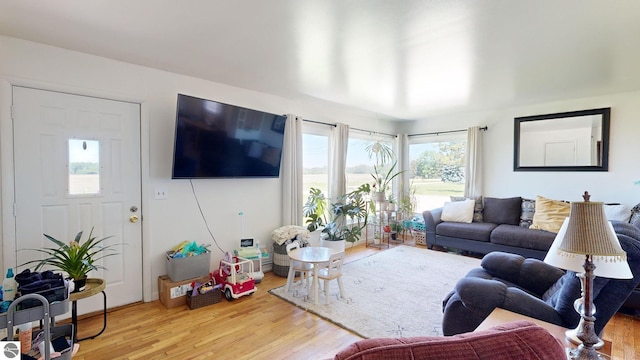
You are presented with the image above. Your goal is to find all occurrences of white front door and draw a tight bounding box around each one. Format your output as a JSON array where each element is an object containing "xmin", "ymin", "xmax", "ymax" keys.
[{"xmin": 12, "ymin": 86, "xmax": 143, "ymax": 314}]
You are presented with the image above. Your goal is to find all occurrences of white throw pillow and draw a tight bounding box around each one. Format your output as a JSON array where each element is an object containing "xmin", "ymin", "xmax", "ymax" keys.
[
  {"xmin": 441, "ymin": 199, "xmax": 475, "ymax": 223},
  {"xmin": 604, "ymin": 204, "xmax": 631, "ymax": 222}
]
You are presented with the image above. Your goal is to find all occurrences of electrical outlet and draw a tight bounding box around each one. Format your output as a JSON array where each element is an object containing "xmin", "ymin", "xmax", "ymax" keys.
[{"xmin": 155, "ymin": 188, "xmax": 168, "ymax": 200}]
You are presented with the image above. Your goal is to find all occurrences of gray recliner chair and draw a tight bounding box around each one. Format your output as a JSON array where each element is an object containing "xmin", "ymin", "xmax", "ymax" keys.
[{"xmin": 442, "ymin": 221, "xmax": 640, "ymax": 336}]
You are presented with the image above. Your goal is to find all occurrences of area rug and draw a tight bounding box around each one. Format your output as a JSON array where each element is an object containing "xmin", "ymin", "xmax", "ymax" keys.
[{"xmin": 269, "ymin": 245, "xmax": 481, "ymax": 338}]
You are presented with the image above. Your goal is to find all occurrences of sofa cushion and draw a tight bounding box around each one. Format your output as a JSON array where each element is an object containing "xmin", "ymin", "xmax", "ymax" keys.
[
  {"xmin": 483, "ymin": 197, "xmax": 522, "ymax": 225},
  {"xmin": 437, "ymin": 222, "xmax": 497, "ymax": 242},
  {"xmin": 441, "ymin": 199, "xmax": 475, "ymax": 223},
  {"xmin": 333, "ymin": 320, "xmax": 566, "ymax": 360},
  {"xmin": 490, "ymin": 224, "xmax": 556, "ymax": 251},
  {"xmin": 529, "ymin": 195, "xmax": 570, "ymax": 233},
  {"xmin": 451, "ymin": 196, "xmax": 484, "ymax": 222}
]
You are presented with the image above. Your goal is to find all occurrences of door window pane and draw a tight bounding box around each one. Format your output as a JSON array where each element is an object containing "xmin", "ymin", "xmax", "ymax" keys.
[{"xmin": 68, "ymin": 139, "xmax": 100, "ymax": 195}]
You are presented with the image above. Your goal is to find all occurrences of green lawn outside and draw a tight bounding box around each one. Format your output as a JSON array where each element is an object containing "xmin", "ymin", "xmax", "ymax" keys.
[{"xmin": 302, "ymin": 173, "xmax": 463, "ymax": 197}]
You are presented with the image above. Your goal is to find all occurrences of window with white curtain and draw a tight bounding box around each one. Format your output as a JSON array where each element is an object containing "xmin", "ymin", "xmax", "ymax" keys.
[{"xmin": 408, "ymin": 133, "xmax": 466, "ymax": 211}]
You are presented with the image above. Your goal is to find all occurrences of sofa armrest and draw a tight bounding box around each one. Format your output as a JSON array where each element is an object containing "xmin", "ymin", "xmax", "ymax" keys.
[
  {"xmin": 335, "ymin": 320, "xmax": 566, "ymax": 360},
  {"xmin": 454, "ymin": 276, "xmax": 564, "ymax": 327},
  {"xmin": 423, "ymin": 208, "xmax": 442, "ymax": 245},
  {"xmin": 481, "ymin": 252, "xmax": 565, "ymax": 297}
]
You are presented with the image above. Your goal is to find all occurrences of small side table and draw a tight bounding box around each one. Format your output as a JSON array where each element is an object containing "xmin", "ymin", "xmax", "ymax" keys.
[{"xmin": 69, "ymin": 278, "xmax": 107, "ymax": 342}]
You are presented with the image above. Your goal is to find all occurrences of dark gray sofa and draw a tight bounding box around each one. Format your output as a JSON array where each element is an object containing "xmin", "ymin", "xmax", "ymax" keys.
[
  {"xmin": 422, "ymin": 196, "xmax": 555, "ymax": 260},
  {"xmin": 425, "ymin": 196, "xmax": 640, "ymax": 312}
]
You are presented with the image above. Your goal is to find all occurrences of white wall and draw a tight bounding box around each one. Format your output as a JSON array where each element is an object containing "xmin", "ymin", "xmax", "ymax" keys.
[
  {"xmin": 0, "ymin": 36, "xmax": 394, "ymax": 301},
  {"xmin": 401, "ymin": 92, "xmax": 640, "ymax": 207}
]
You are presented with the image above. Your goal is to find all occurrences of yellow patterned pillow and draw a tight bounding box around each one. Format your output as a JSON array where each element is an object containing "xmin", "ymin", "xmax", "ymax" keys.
[{"xmin": 529, "ymin": 195, "xmax": 570, "ymax": 233}]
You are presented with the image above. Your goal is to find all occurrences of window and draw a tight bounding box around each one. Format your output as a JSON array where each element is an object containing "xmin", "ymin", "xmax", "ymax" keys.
[
  {"xmin": 68, "ymin": 139, "xmax": 100, "ymax": 195},
  {"xmin": 346, "ymin": 134, "xmax": 396, "ymax": 194},
  {"xmin": 408, "ymin": 134, "xmax": 466, "ymax": 211},
  {"xmin": 302, "ymin": 124, "xmax": 330, "ymax": 202},
  {"xmin": 346, "ymin": 136, "xmax": 375, "ymax": 193}
]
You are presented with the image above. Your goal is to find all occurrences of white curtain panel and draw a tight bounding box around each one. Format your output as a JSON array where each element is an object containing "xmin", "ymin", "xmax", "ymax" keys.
[
  {"xmin": 396, "ymin": 134, "xmax": 409, "ymax": 197},
  {"xmin": 329, "ymin": 123, "xmax": 349, "ymax": 202},
  {"xmin": 464, "ymin": 126, "xmax": 483, "ymax": 197},
  {"xmin": 281, "ymin": 114, "xmax": 304, "ymax": 225}
]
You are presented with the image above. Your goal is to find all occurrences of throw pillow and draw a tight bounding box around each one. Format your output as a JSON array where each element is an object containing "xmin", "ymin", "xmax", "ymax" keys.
[
  {"xmin": 603, "ymin": 204, "xmax": 631, "ymax": 222},
  {"xmin": 520, "ymin": 198, "xmax": 536, "ymax": 228},
  {"xmin": 441, "ymin": 199, "xmax": 475, "ymax": 223},
  {"xmin": 529, "ymin": 195, "xmax": 570, "ymax": 233},
  {"xmin": 450, "ymin": 195, "xmax": 483, "ymax": 222},
  {"xmin": 483, "ymin": 197, "xmax": 522, "ymax": 225}
]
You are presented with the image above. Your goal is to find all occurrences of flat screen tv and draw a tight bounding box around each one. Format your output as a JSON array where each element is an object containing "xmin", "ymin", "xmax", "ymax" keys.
[{"xmin": 171, "ymin": 94, "xmax": 287, "ymax": 179}]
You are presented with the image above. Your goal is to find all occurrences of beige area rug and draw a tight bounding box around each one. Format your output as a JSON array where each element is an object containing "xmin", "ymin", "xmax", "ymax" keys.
[{"xmin": 269, "ymin": 245, "xmax": 481, "ymax": 338}]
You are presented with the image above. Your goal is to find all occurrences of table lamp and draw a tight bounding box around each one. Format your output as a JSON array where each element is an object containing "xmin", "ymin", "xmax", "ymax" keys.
[{"xmin": 543, "ymin": 192, "xmax": 631, "ymax": 360}]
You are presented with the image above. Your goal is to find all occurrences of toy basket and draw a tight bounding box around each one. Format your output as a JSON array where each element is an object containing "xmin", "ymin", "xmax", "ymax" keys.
[
  {"xmin": 186, "ymin": 290, "xmax": 221, "ymax": 310},
  {"xmin": 413, "ymin": 229, "xmax": 427, "ymax": 246},
  {"xmin": 412, "ymin": 221, "xmax": 426, "ymax": 232}
]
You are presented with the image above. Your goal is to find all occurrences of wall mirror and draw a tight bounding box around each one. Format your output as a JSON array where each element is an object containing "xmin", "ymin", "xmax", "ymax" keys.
[{"xmin": 514, "ymin": 107, "xmax": 610, "ymax": 171}]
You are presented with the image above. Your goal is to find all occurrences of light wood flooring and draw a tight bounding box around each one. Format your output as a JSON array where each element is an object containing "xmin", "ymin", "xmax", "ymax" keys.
[{"xmin": 66, "ymin": 242, "xmax": 638, "ymax": 360}]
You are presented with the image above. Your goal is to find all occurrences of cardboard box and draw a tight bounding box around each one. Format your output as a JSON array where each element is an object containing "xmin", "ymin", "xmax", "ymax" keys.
[
  {"xmin": 165, "ymin": 250, "xmax": 211, "ymax": 282},
  {"xmin": 158, "ymin": 275, "xmax": 208, "ymax": 309}
]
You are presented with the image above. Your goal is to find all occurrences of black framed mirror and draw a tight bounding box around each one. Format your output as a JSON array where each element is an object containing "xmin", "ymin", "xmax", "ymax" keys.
[{"xmin": 514, "ymin": 108, "xmax": 610, "ymax": 171}]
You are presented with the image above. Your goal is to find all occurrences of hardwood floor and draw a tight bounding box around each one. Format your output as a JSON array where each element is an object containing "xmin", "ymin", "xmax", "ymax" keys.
[{"xmin": 67, "ymin": 243, "xmax": 637, "ymax": 360}]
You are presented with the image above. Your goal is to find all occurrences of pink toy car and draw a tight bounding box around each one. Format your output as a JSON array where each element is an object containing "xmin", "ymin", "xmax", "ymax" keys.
[{"xmin": 212, "ymin": 254, "xmax": 256, "ymax": 301}]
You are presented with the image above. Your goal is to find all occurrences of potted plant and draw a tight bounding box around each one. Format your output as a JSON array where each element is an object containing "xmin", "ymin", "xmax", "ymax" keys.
[
  {"xmin": 371, "ymin": 160, "xmax": 404, "ymax": 198},
  {"xmin": 303, "ymin": 187, "xmax": 328, "ymax": 233},
  {"xmin": 365, "ymin": 140, "xmax": 405, "ymax": 203},
  {"xmin": 390, "ymin": 222, "xmax": 402, "ymax": 240},
  {"xmin": 20, "ymin": 228, "xmax": 118, "ymax": 292},
  {"xmin": 304, "ymin": 184, "xmax": 371, "ymax": 251}
]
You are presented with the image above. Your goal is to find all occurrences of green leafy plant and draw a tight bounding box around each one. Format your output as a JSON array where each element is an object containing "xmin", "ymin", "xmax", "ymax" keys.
[
  {"xmin": 20, "ymin": 228, "xmax": 118, "ymax": 280},
  {"xmin": 371, "ymin": 161, "xmax": 404, "ymax": 194},
  {"xmin": 398, "ymin": 183, "xmax": 417, "ymax": 220},
  {"xmin": 365, "ymin": 141, "xmax": 394, "ymax": 168},
  {"xmin": 303, "ymin": 187, "xmax": 328, "ymax": 232},
  {"xmin": 303, "ymin": 184, "xmax": 371, "ymax": 243}
]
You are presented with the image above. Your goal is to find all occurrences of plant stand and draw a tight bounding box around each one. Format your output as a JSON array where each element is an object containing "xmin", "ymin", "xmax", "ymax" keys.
[{"xmin": 69, "ymin": 278, "xmax": 106, "ymax": 343}]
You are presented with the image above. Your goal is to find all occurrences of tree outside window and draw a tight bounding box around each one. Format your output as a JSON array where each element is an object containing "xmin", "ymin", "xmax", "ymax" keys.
[{"xmin": 409, "ymin": 138, "xmax": 465, "ymax": 212}]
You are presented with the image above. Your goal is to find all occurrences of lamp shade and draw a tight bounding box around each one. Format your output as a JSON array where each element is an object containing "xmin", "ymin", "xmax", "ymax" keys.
[{"xmin": 543, "ymin": 201, "xmax": 632, "ymax": 279}]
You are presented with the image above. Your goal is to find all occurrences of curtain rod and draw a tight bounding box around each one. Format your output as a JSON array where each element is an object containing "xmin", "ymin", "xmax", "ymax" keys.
[
  {"xmin": 408, "ymin": 126, "xmax": 488, "ymax": 137},
  {"xmin": 302, "ymin": 119, "xmax": 397, "ymax": 138}
]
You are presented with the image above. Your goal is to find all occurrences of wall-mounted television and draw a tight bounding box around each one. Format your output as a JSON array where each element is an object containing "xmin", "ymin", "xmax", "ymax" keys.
[{"xmin": 171, "ymin": 94, "xmax": 287, "ymax": 179}]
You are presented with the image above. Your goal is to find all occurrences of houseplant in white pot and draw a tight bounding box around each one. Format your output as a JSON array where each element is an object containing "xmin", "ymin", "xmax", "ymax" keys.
[{"xmin": 304, "ymin": 184, "xmax": 371, "ymax": 251}]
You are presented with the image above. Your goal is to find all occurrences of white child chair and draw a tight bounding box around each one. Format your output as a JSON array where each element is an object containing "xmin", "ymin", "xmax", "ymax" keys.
[
  {"xmin": 316, "ymin": 251, "xmax": 346, "ymax": 304},
  {"xmin": 284, "ymin": 240, "xmax": 313, "ymax": 293}
]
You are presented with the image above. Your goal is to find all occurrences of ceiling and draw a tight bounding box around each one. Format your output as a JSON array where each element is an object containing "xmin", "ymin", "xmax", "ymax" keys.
[{"xmin": 2, "ymin": 1, "xmax": 640, "ymax": 120}]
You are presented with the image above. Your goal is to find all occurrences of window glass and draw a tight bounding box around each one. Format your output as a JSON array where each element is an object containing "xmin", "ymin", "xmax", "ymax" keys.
[
  {"xmin": 346, "ymin": 135, "xmax": 396, "ymax": 194},
  {"xmin": 409, "ymin": 135, "xmax": 465, "ymax": 211},
  {"xmin": 303, "ymin": 133, "xmax": 329, "ymax": 196},
  {"xmin": 68, "ymin": 139, "xmax": 100, "ymax": 195},
  {"xmin": 346, "ymin": 137, "xmax": 375, "ymax": 193}
]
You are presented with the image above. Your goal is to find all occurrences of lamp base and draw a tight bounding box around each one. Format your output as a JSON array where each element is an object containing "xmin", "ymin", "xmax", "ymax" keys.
[
  {"xmin": 567, "ymin": 345, "xmax": 608, "ymax": 360},
  {"xmin": 566, "ymin": 327, "xmax": 604, "ymax": 350}
]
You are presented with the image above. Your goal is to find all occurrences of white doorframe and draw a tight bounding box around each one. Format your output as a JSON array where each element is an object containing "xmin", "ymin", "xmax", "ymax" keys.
[{"xmin": 0, "ymin": 77, "xmax": 154, "ymax": 302}]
